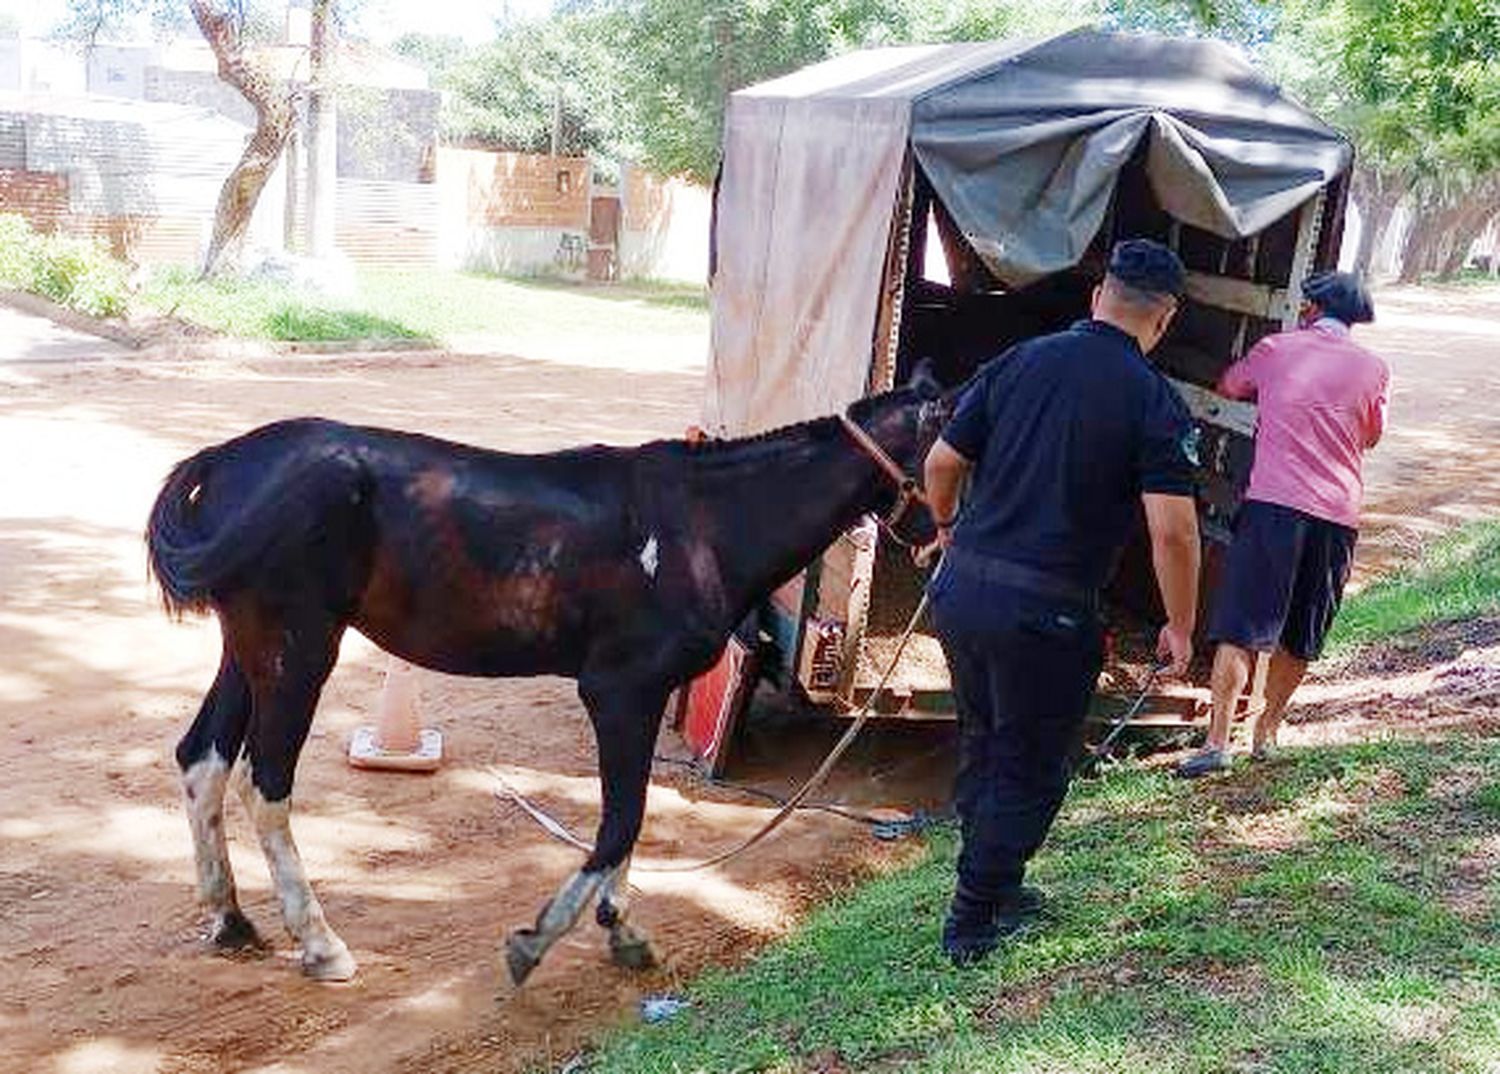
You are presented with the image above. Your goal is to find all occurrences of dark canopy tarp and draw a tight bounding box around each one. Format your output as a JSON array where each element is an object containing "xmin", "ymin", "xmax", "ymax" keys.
[{"xmin": 705, "ymin": 29, "xmax": 1352, "ymax": 435}]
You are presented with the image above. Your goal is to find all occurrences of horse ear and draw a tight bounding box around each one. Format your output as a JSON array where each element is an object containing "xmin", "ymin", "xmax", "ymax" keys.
[{"xmin": 907, "ymin": 358, "xmax": 942, "ymax": 399}]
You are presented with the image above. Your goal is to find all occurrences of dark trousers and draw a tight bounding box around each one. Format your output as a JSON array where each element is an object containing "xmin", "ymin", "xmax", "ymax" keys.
[{"xmin": 929, "ymin": 556, "xmax": 1103, "ymax": 904}]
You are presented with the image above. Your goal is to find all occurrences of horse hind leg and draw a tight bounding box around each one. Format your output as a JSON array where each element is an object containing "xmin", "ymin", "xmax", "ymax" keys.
[
  {"xmin": 231, "ymin": 611, "xmax": 356, "ymax": 981},
  {"xmin": 177, "ymin": 651, "xmax": 262, "ymax": 952}
]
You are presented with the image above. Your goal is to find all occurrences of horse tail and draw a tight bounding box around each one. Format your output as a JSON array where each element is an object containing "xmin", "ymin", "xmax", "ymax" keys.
[{"xmin": 145, "ymin": 423, "xmax": 366, "ymax": 617}]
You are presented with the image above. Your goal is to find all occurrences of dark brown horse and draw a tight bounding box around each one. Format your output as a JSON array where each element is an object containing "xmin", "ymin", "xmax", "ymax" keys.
[{"xmin": 146, "ymin": 372, "xmax": 948, "ymax": 986}]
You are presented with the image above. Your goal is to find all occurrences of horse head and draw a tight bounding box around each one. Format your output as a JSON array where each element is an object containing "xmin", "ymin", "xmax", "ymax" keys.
[{"xmin": 843, "ymin": 359, "xmax": 956, "ymax": 548}]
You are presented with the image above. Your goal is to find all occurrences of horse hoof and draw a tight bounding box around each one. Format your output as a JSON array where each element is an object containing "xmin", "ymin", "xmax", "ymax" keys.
[
  {"xmin": 301, "ymin": 940, "xmax": 357, "ymax": 982},
  {"xmin": 609, "ymin": 929, "xmax": 658, "ymax": 971},
  {"xmin": 212, "ymin": 910, "xmax": 264, "ymax": 951},
  {"xmin": 505, "ymin": 930, "xmax": 542, "ymax": 986}
]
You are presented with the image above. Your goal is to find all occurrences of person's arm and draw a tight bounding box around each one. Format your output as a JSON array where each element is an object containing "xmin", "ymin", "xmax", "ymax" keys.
[
  {"xmin": 1142, "ymin": 492, "xmax": 1200, "ymax": 675},
  {"xmin": 1216, "ymin": 340, "xmax": 1267, "ymax": 401},
  {"xmin": 1364, "ymin": 370, "xmax": 1391, "ymax": 449},
  {"xmin": 923, "ymin": 438, "xmax": 972, "ymax": 548}
]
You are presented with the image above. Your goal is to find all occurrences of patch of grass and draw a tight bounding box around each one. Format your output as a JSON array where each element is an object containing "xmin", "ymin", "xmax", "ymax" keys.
[
  {"xmin": 138, "ymin": 265, "xmax": 431, "ymax": 343},
  {"xmin": 0, "ymin": 213, "xmax": 129, "ymax": 317},
  {"xmin": 136, "ymin": 263, "xmax": 707, "ymax": 348},
  {"xmin": 1326, "ymin": 518, "xmax": 1500, "ymax": 657},
  {"xmin": 586, "ymin": 736, "xmax": 1500, "ymax": 1073},
  {"xmin": 354, "ymin": 267, "xmax": 707, "ymax": 341}
]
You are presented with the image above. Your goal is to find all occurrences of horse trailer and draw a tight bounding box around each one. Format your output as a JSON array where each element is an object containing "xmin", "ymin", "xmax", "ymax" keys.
[{"xmin": 680, "ymin": 29, "xmax": 1354, "ymax": 762}]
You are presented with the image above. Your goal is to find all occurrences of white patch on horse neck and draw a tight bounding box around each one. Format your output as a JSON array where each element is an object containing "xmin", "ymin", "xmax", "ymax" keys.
[{"xmin": 639, "ymin": 534, "xmax": 659, "ymax": 578}]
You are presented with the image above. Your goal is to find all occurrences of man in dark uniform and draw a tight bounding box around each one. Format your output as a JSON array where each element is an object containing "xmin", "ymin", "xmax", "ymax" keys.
[{"xmin": 922, "ymin": 239, "xmax": 1202, "ymax": 965}]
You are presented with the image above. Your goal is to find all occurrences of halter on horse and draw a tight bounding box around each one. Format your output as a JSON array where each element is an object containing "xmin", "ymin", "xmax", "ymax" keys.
[{"xmin": 147, "ymin": 369, "xmax": 950, "ymax": 986}]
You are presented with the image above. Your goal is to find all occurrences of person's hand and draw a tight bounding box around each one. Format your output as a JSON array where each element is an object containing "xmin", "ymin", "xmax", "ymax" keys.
[
  {"xmin": 912, "ymin": 525, "xmax": 952, "ymax": 569},
  {"xmin": 1155, "ymin": 622, "xmax": 1193, "ymax": 678}
]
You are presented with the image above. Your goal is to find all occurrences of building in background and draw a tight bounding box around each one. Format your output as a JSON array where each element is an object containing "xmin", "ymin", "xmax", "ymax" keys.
[{"xmin": 0, "ymin": 17, "xmax": 708, "ymax": 283}]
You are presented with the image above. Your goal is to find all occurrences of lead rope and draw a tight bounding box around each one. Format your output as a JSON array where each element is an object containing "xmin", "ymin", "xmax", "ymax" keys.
[
  {"xmin": 492, "ymin": 585, "xmax": 935, "ymax": 874},
  {"xmin": 493, "ymin": 596, "xmax": 1169, "ymax": 871},
  {"xmin": 1079, "ymin": 661, "xmax": 1164, "ymax": 773}
]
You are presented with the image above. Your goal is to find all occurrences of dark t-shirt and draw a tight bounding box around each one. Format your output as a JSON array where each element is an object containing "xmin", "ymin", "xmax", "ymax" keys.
[{"xmin": 942, "ymin": 319, "xmax": 1196, "ymax": 593}]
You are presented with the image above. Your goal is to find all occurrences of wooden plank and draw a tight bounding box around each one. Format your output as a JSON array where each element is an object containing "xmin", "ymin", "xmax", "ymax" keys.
[
  {"xmin": 1168, "ymin": 376, "xmax": 1258, "ymax": 439},
  {"xmin": 1282, "ymin": 192, "xmax": 1326, "ymax": 329},
  {"xmin": 1183, "ymin": 270, "xmax": 1287, "ymax": 319}
]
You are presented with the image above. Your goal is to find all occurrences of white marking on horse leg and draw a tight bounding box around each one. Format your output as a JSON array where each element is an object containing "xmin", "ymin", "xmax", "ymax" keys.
[
  {"xmin": 232, "ymin": 761, "xmax": 356, "ymax": 980},
  {"xmin": 597, "ymin": 857, "xmax": 656, "ymax": 970},
  {"xmin": 639, "ymin": 534, "xmax": 659, "ymax": 578},
  {"xmin": 596, "ymin": 860, "xmax": 630, "ymax": 924},
  {"xmin": 505, "ymin": 869, "xmax": 605, "ymax": 984},
  {"xmin": 182, "ymin": 751, "xmax": 254, "ymax": 946}
]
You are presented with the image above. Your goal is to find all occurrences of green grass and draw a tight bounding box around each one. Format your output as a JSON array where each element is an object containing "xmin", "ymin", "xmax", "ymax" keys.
[
  {"xmin": 1326, "ymin": 518, "xmax": 1500, "ymax": 657},
  {"xmin": 138, "ymin": 266, "xmax": 432, "ymax": 343},
  {"xmin": 354, "ymin": 267, "xmax": 707, "ymax": 340},
  {"xmin": 586, "ymin": 737, "xmax": 1500, "ymax": 1073},
  {"xmin": 136, "ymin": 265, "xmax": 707, "ymax": 345}
]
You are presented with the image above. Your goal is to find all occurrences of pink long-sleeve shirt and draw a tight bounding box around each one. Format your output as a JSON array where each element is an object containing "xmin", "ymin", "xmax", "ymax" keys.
[{"xmin": 1217, "ymin": 319, "xmax": 1390, "ymax": 529}]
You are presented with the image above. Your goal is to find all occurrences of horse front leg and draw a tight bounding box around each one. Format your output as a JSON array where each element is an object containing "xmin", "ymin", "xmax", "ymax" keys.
[
  {"xmin": 505, "ymin": 681, "xmax": 667, "ymax": 986},
  {"xmin": 596, "ymin": 855, "xmax": 655, "ymax": 970},
  {"xmin": 177, "ymin": 650, "xmax": 262, "ymax": 952}
]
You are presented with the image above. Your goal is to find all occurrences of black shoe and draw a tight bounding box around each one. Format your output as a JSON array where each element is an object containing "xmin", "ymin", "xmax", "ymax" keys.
[
  {"xmin": 1001, "ymin": 885, "xmax": 1046, "ymax": 918},
  {"xmin": 942, "ymin": 911, "xmax": 997, "ymax": 967},
  {"xmin": 943, "ymin": 887, "xmax": 1040, "ymax": 967}
]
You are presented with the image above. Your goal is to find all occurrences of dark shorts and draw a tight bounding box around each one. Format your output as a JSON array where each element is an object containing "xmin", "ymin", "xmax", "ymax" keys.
[{"xmin": 1207, "ymin": 499, "xmax": 1357, "ymax": 661}]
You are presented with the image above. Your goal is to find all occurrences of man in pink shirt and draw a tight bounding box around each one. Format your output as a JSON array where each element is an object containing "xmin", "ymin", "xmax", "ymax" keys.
[{"xmin": 1179, "ymin": 272, "xmax": 1390, "ymax": 777}]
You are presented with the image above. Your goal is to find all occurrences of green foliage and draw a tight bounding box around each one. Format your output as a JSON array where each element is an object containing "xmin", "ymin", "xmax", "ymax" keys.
[
  {"xmin": 388, "ymin": 31, "xmax": 470, "ymax": 80},
  {"xmin": 441, "ymin": 14, "xmax": 636, "ymax": 157},
  {"xmin": 589, "ymin": 736, "xmax": 1500, "ymax": 1072},
  {"xmin": 1325, "ymin": 518, "xmax": 1500, "ymax": 656},
  {"xmin": 439, "ymin": 0, "xmax": 1291, "ymax": 183},
  {"xmin": 0, "ymin": 214, "xmax": 40, "ymax": 286},
  {"xmin": 0, "ymin": 214, "xmax": 130, "ymax": 318}
]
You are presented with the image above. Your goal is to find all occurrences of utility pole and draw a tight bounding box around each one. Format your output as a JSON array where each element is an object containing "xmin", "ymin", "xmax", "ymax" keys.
[
  {"xmin": 550, "ymin": 85, "xmax": 563, "ymax": 157},
  {"xmin": 305, "ymin": 0, "xmax": 337, "ymax": 260}
]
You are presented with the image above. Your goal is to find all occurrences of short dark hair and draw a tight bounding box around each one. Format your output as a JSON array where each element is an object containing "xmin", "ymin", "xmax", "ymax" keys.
[
  {"xmin": 1303, "ymin": 271, "xmax": 1374, "ymax": 325},
  {"xmin": 1107, "ymin": 239, "xmax": 1185, "ymax": 301}
]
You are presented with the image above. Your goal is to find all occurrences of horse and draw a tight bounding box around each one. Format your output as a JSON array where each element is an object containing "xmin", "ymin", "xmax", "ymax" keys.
[{"xmin": 145, "ymin": 370, "xmax": 950, "ymax": 987}]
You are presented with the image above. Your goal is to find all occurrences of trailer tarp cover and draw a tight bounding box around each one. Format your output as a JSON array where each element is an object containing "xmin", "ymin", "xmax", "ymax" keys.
[{"xmin": 706, "ymin": 29, "xmax": 1352, "ymax": 435}]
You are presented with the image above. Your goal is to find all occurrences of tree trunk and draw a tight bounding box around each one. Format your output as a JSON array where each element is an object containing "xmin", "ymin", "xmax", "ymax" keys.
[
  {"xmin": 191, "ymin": 0, "xmax": 295, "ymax": 277},
  {"xmin": 1399, "ymin": 175, "xmax": 1500, "ymax": 283},
  {"xmin": 1350, "ymin": 166, "xmax": 1407, "ymax": 279},
  {"xmin": 1397, "ymin": 202, "xmax": 1452, "ymax": 284},
  {"xmin": 304, "ymin": 0, "xmax": 337, "ymax": 260},
  {"xmin": 1437, "ymin": 189, "xmax": 1500, "ymax": 278}
]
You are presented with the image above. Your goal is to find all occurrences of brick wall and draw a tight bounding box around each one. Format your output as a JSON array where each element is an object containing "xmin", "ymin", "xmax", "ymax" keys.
[
  {"xmin": 441, "ymin": 147, "xmax": 590, "ymax": 230},
  {"xmin": 0, "ymin": 168, "xmax": 69, "ymax": 231}
]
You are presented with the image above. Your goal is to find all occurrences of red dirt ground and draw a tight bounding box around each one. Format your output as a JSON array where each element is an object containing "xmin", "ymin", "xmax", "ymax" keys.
[{"xmin": 0, "ymin": 283, "xmax": 1495, "ymax": 1073}]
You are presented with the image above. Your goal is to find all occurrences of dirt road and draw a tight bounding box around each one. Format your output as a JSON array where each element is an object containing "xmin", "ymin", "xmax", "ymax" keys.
[{"xmin": 1, "ymin": 282, "xmax": 1495, "ymax": 1073}]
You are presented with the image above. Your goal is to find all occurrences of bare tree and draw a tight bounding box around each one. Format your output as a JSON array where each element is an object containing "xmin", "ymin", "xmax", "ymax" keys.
[{"xmin": 189, "ymin": 0, "xmax": 296, "ymax": 276}]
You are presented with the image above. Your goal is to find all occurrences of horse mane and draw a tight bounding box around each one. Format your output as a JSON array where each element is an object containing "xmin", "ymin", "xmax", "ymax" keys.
[{"xmin": 654, "ymin": 413, "xmax": 845, "ymax": 471}]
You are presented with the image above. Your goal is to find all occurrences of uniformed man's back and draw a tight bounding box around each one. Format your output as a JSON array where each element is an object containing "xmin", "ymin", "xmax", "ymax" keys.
[{"xmin": 942, "ymin": 318, "xmax": 1195, "ymax": 593}]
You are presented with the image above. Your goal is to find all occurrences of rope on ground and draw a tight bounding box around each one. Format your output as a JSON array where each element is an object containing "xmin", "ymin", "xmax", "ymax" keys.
[{"xmin": 492, "ymin": 589, "xmax": 936, "ymax": 872}]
